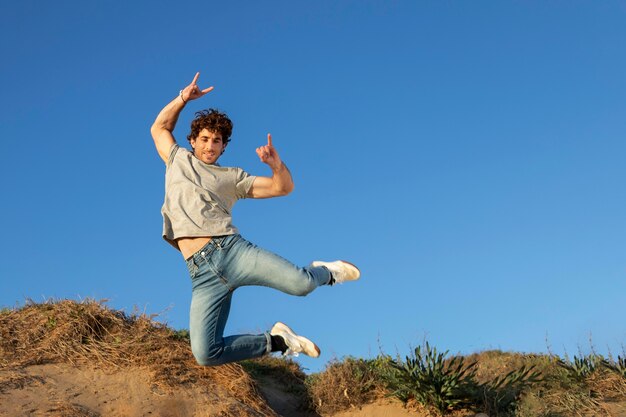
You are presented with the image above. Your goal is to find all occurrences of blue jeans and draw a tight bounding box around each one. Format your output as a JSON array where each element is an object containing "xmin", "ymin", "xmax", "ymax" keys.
[{"xmin": 185, "ymin": 234, "xmax": 332, "ymax": 366}]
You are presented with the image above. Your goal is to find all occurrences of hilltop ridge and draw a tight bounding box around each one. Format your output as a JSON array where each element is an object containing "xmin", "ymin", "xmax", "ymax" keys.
[{"xmin": 2, "ymin": 300, "xmax": 626, "ymax": 417}]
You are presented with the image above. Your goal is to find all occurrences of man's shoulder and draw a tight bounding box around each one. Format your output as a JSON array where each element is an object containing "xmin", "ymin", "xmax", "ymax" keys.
[
  {"xmin": 173, "ymin": 144, "xmax": 191, "ymax": 156},
  {"xmin": 167, "ymin": 144, "xmax": 188, "ymax": 163}
]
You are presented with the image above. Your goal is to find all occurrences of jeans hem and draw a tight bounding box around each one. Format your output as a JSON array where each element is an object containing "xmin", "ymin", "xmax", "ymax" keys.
[{"xmin": 264, "ymin": 331, "xmax": 272, "ymax": 354}]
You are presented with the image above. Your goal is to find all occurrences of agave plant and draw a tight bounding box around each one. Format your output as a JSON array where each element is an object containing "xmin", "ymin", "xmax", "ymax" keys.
[
  {"xmin": 557, "ymin": 354, "xmax": 603, "ymax": 381},
  {"xmin": 601, "ymin": 355, "xmax": 626, "ymax": 378},
  {"xmin": 480, "ymin": 364, "xmax": 541, "ymax": 413},
  {"xmin": 385, "ymin": 342, "xmax": 478, "ymax": 413}
]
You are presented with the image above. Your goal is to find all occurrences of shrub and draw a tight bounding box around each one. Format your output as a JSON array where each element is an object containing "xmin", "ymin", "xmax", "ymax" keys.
[
  {"xmin": 557, "ymin": 354, "xmax": 603, "ymax": 382},
  {"xmin": 170, "ymin": 328, "xmax": 190, "ymax": 342},
  {"xmin": 602, "ymin": 355, "xmax": 626, "ymax": 379},
  {"xmin": 516, "ymin": 354, "xmax": 607, "ymax": 417},
  {"xmin": 307, "ymin": 356, "xmax": 388, "ymax": 415},
  {"xmin": 477, "ymin": 364, "xmax": 541, "ymax": 415},
  {"xmin": 381, "ymin": 345, "xmax": 543, "ymax": 416},
  {"xmin": 383, "ymin": 342, "xmax": 478, "ymax": 413}
]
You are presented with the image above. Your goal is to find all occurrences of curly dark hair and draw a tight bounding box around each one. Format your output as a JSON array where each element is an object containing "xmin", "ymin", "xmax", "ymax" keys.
[{"xmin": 187, "ymin": 108, "xmax": 233, "ymax": 146}]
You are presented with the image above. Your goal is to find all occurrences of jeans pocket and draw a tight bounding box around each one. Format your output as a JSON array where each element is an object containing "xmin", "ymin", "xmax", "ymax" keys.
[{"xmin": 186, "ymin": 259, "xmax": 199, "ymax": 278}]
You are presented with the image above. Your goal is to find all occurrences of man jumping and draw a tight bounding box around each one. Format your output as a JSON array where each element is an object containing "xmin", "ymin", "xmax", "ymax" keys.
[{"xmin": 150, "ymin": 72, "xmax": 360, "ymax": 366}]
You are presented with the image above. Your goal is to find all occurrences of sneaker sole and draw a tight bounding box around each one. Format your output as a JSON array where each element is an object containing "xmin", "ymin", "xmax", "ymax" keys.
[{"xmin": 272, "ymin": 322, "xmax": 321, "ymax": 358}]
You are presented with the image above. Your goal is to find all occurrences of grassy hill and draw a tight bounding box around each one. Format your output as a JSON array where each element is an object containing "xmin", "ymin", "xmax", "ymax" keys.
[
  {"xmin": 1, "ymin": 300, "xmax": 625, "ymax": 416},
  {"xmin": 0, "ymin": 299, "xmax": 275, "ymax": 416}
]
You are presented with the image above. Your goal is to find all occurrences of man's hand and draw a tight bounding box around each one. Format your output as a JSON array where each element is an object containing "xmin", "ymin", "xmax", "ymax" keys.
[
  {"xmin": 181, "ymin": 72, "xmax": 214, "ymax": 102},
  {"xmin": 256, "ymin": 134, "xmax": 282, "ymax": 170},
  {"xmin": 151, "ymin": 72, "xmax": 214, "ymax": 164},
  {"xmin": 249, "ymin": 133, "xmax": 294, "ymax": 198}
]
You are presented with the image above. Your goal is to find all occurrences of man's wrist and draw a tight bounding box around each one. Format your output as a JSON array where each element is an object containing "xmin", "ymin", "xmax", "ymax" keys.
[
  {"xmin": 271, "ymin": 161, "xmax": 287, "ymax": 173},
  {"xmin": 179, "ymin": 90, "xmax": 187, "ymax": 104}
]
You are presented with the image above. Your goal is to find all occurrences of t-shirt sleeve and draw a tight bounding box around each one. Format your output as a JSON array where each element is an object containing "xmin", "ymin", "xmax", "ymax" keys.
[
  {"xmin": 166, "ymin": 143, "xmax": 180, "ymax": 169},
  {"xmin": 234, "ymin": 168, "xmax": 257, "ymax": 199}
]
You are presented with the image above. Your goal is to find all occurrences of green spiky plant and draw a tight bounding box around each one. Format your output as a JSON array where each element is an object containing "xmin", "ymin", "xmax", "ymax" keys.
[
  {"xmin": 602, "ymin": 355, "xmax": 626, "ymax": 379},
  {"xmin": 384, "ymin": 342, "xmax": 478, "ymax": 413},
  {"xmin": 478, "ymin": 364, "xmax": 542, "ymax": 414},
  {"xmin": 557, "ymin": 354, "xmax": 603, "ymax": 381}
]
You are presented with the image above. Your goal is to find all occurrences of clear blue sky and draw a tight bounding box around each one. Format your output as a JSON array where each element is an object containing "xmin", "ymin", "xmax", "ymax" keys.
[{"xmin": 1, "ymin": 1, "xmax": 625, "ymax": 373}]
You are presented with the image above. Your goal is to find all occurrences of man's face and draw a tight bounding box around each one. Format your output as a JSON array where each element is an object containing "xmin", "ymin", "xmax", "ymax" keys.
[{"xmin": 190, "ymin": 129, "xmax": 226, "ymax": 164}]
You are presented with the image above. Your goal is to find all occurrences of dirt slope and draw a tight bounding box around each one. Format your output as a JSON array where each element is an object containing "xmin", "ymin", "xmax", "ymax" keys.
[{"xmin": 0, "ymin": 300, "xmax": 275, "ymax": 417}]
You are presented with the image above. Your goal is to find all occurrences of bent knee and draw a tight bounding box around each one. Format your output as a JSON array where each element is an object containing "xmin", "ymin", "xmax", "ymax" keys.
[
  {"xmin": 194, "ymin": 355, "xmax": 223, "ymax": 367},
  {"xmin": 291, "ymin": 282, "xmax": 317, "ymax": 297},
  {"xmin": 192, "ymin": 343, "xmax": 224, "ymax": 367},
  {"xmin": 193, "ymin": 350, "xmax": 225, "ymax": 367}
]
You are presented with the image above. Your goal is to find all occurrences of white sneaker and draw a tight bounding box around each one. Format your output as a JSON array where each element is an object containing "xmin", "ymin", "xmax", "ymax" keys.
[
  {"xmin": 310, "ymin": 260, "xmax": 361, "ymax": 284},
  {"xmin": 270, "ymin": 322, "xmax": 320, "ymax": 358}
]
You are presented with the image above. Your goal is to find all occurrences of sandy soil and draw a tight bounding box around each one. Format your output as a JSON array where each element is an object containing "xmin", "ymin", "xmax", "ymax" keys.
[
  {"xmin": 4, "ymin": 363, "xmax": 625, "ymax": 417},
  {"xmin": 0, "ymin": 364, "xmax": 261, "ymax": 417},
  {"xmin": 0, "ymin": 363, "xmax": 419, "ymax": 417},
  {"xmin": 254, "ymin": 372, "xmax": 416, "ymax": 417},
  {"xmin": 330, "ymin": 400, "xmax": 421, "ymax": 417}
]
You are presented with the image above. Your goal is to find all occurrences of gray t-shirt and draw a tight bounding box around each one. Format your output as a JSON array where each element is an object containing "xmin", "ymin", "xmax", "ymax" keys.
[{"xmin": 161, "ymin": 144, "xmax": 256, "ymax": 250}]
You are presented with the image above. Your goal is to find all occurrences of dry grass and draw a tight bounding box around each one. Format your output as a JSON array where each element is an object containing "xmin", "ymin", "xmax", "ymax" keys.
[
  {"xmin": 467, "ymin": 350, "xmax": 626, "ymax": 417},
  {"xmin": 242, "ymin": 354, "xmax": 308, "ymax": 392},
  {"xmin": 242, "ymin": 355, "xmax": 316, "ymax": 414},
  {"xmin": 0, "ymin": 298, "xmax": 275, "ymax": 417},
  {"xmin": 307, "ymin": 357, "xmax": 388, "ymax": 415},
  {"xmin": 589, "ymin": 368, "xmax": 626, "ymax": 401}
]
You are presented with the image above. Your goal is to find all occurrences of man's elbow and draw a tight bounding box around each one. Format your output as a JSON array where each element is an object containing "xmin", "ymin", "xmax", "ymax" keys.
[
  {"xmin": 150, "ymin": 124, "xmax": 159, "ymax": 140},
  {"xmin": 150, "ymin": 123, "xmax": 164, "ymax": 140},
  {"xmin": 275, "ymin": 183, "xmax": 295, "ymax": 197}
]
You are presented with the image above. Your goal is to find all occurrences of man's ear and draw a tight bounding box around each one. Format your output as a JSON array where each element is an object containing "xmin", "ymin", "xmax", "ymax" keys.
[{"xmin": 221, "ymin": 143, "xmax": 227, "ymax": 155}]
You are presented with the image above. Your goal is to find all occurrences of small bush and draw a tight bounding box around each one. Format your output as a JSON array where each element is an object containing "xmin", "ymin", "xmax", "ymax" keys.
[
  {"xmin": 602, "ymin": 355, "xmax": 626, "ymax": 379},
  {"xmin": 383, "ymin": 342, "xmax": 478, "ymax": 413},
  {"xmin": 170, "ymin": 328, "xmax": 190, "ymax": 342},
  {"xmin": 381, "ymin": 346, "xmax": 543, "ymax": 416},
  {"xmin": 477, "ymin": 364, "xmax": 541, "ymax": 415},
  {"xmin": 307, "ymin": 356, "xmax": 388, "ymax": 414},
  {"xmin": 515, "ymin": 354, "xmax": 608, "ymax": 417},
  {"xmin": 557, "ymin": 354, "xmax": 604, "ymax": 382}
]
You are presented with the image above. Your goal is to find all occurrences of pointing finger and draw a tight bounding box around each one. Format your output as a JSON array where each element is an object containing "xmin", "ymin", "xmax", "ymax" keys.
[
  {"xmin": 192, "ymin": 72, "xmax": 200, "ymax": 85},
  {"xmin": 267, "ymin": 133, "xmax": 272, "ymax": 147}
]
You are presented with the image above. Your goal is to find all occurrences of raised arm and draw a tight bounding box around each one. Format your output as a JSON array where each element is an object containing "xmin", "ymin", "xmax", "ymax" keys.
[
  {"xmin": 248, "ymin": 134, "xmax": 295, "ymax": 199},
  {"xmin": 150, "ymin": 72, "xmax": 214, "ymax": 164}
]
